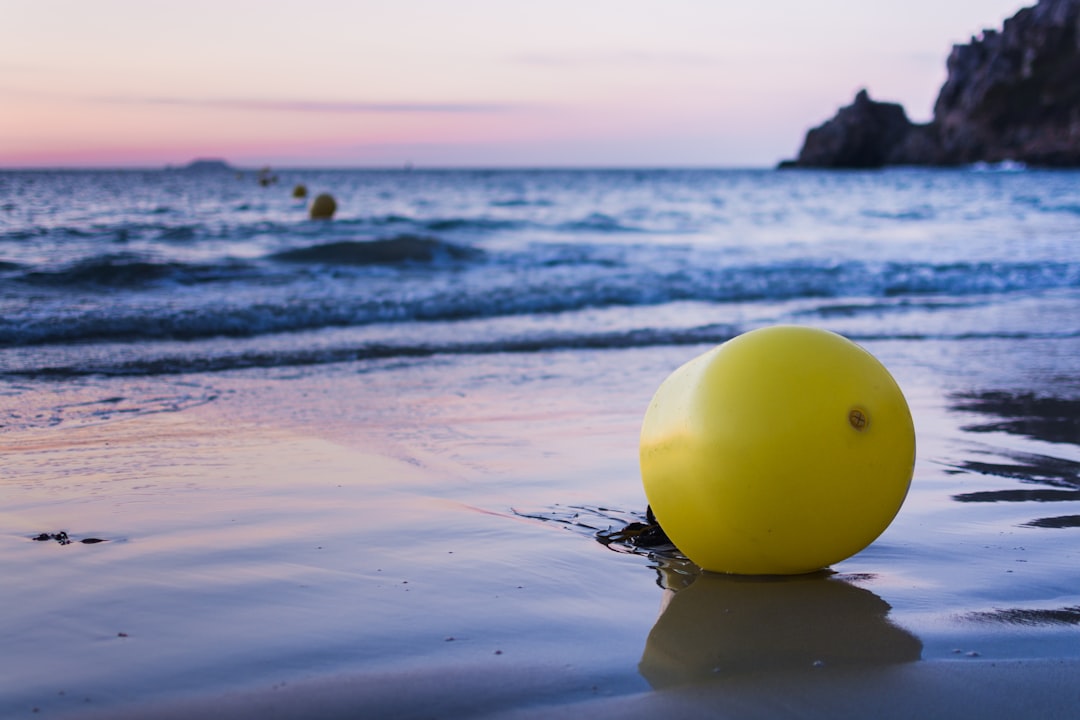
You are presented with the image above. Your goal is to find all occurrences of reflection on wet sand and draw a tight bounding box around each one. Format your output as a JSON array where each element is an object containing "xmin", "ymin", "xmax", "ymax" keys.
[
  {"xmin": 1022, "ymin": 514, "xmax": 1080, "ymax": 528},
  {"xmin": 639, "ymin": 570, "xmax": 921, "ymax": 689},
  {"xmin": 953, "ymin": 489, "xmax": 1080, "ymax": 503},
  {"xmin": 946, "ymin": 388, "xmax": 1080, "ymax": 628},
  {"xmin": 952, "ymin": 392, "xmax": 1080, "ymax": 446},
  {"xmin": 948, "ymin": 390, "xmax": 1080, "ymax": 529},
  {"xmin": 966, "ymin": 606, "xmax": 1080, "ymax": 626},
  {"xmin": 948, "ymin": 450, "xmax": 1080, "ymax": 528},
  {"xmin": 947, "ymin": 450, "xmax": 1079, "ymax": 491}
]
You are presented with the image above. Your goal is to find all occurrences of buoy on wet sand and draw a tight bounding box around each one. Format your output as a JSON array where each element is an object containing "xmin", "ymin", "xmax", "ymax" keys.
[
  {"xmin": 639, "ymin": 325, "xmax": 915, "ymax": 575},
  {"xmin": 309, "ymin": 193, "xmax": 337, "ymax": 220}
]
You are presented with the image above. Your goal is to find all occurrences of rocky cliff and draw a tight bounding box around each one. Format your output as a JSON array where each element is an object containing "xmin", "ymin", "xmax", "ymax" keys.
[{"xmin": 781, "ymin": 0, "xmax": 1080, "ymax": 168}]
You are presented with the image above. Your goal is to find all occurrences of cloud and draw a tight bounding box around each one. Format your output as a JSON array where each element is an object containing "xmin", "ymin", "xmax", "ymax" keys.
[
  {"xmin": 98, "ymin": 95, "xmax": 517, "ymax": 114},
  {"xmin": 510, "ymin": 50, "xmax": 722, "ymax": 68}
]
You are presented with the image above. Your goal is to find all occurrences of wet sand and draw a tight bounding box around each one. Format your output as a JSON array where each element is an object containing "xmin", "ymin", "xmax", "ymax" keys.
[
  {"xmin": 82, "ymin": 658, "xmax": 1080, "ymax": 720},
  {"xmin": 4, "ymin": 339, "xmax": 1080, "ymax": 718}
]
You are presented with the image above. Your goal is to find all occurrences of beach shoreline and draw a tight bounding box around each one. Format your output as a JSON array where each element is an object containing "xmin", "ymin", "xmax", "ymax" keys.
[{"xmin": 4, "ymin": 336, "xmax": 1080, "ymax": 718}]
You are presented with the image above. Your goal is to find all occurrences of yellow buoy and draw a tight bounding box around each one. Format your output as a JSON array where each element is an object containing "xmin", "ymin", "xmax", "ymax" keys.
[
  {"xmin": 309, "ymin": 193, "xmax": 337, "ymax": 220},
  {"xmin": 292, "ymin": 183, "xmax": 308, "ymax": 199},
  {"xmin": 640, "ymin": 325, "xmax": 914, "ymax": 575}
]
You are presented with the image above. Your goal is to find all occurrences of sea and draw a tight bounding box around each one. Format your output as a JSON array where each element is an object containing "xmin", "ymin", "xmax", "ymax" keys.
[{"xmin": 2, "ymin": 166, "xmax": 1079, "ymax": 389}]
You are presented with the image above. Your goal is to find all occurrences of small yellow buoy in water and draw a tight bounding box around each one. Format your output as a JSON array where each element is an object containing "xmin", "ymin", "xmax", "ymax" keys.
[
  {"xmin": 292, "ymin": 183, "xmax": 308, "ymax": 199},
  {"xmin": 309, "ymin": 193, "xmax": 337, "ymax": 220},
  {"xmin": 640, "ymin": 325, "xmax": 915, "ymax": 575}
]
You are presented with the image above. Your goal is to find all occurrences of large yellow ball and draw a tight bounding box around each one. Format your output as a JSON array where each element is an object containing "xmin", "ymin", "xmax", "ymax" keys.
[{"xmin": 640, "ymin": 326, "xmax": 915, "ymax": 575}]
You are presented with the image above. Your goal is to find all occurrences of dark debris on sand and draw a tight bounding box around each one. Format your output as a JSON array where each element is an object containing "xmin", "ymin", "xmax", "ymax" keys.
[
  {"xmin": 511, "ymin": 504, "xmax": 699, "ymax": 589},
  {"xmin": 32, "ymin": 531, "xmax": 107, "ymax": 546}
]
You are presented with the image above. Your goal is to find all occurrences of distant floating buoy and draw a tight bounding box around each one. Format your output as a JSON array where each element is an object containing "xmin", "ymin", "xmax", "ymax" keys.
[
  {"xmin": 309, "ymin": 193, "xmax": 337, "ymax": 220},
  {"xmin": 258, "ymin": 166, "xmax": 278, "ymax": 187},
  {"xmin": 292, "ymin": 184, "xmax": 308, "ymax": 199}
]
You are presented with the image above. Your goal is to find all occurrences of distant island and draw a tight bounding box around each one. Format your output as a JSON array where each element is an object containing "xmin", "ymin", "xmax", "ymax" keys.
[
  {"xmin": 174, "ymin": 158, "xmax": 234, "ymax": 172},
  {"xmin": 780, "ymin": 0, "xmax": 1080, "ymax": 168}
]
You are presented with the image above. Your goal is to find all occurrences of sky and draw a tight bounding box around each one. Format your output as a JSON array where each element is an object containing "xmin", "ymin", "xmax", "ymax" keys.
[{"xmin": 1, "ymin": 0, "xmax": 1029, "ymax": 168}]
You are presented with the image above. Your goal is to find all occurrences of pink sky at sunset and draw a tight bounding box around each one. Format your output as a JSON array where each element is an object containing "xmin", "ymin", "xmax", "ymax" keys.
[{"xmin": 2, "ymin": 0, "xmax": 1027, "ymax": 168}]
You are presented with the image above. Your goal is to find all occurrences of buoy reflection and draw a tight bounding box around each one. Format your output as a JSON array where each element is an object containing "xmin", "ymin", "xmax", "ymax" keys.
[{"xmin": 639, "ymin": 567, "xmax": 921, "ymax": 689}]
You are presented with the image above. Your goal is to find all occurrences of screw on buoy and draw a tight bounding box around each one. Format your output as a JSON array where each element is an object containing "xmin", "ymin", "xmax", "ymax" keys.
[{"xmin": 848, "ymin": 407, "xmax": 869, "ymax": 431}]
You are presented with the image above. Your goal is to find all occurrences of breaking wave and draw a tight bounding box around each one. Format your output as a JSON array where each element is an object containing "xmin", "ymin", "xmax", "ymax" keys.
[{"xmin": 271, "ymin": 235, "xmax": 482, "ymax": 265}]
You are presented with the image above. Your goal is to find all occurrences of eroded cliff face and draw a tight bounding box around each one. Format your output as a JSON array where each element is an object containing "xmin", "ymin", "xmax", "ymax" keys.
[
  {"xmin": 934, "ymin": 0, "xmax": 1080, "ymax": 165},
  {"xmin": 782, "ymin": 0, "xmax": 1080, "ymax": 168}
]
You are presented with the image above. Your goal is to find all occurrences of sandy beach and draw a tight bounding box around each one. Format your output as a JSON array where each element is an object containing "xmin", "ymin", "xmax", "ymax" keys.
[
  {"xmin": 85, "ymin": 658, "xmax": 1080, "ymax": 719},
  {"xmin": 5, "ymin": 333, "xmax": 1080, "ymax": 718}
]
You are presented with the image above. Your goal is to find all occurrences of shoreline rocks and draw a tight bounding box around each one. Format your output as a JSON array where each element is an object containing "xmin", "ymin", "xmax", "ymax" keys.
[{"xmin": 781, "ymin": 0, "xmax": 1080, "ymax": 168}]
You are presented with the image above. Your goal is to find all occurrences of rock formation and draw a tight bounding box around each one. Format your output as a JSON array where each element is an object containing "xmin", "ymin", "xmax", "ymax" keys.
[
  {"xmin": 781, "ymin": 0, "xmax": 1080, "ymax": 168},
  {"xmin": 178, "ymin": 158, "xmax": 233, "ymax": 172},
  {"xmin": 779, "ymin": 90, "xmax": 923, "ymax": 168}
]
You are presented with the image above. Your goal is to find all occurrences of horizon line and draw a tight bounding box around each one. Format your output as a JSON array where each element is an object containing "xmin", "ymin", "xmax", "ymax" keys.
[{"xmin": 0, "ymin": 163, "xmax": 784, "ymax": 172}]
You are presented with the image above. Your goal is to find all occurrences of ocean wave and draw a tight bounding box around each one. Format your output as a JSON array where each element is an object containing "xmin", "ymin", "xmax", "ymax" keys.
[
  {"xmin": 0, "ymin": 217, "xmax": 339, "ymax": 247},
  {"xmin": 157, "ymin": 225, "xmax": 199, "ymax": 241},
  {"xmin": 2, "ymin": 324, "xmax": 742, "ymax": 378},
  {"xmin": 0, "ymin": 228, "xmax": 47, "ymax": 241},
  {"xmin": 861, "ymin": 207, "xmax": 936, "ymax": 221},
  {"xmin": 58, "ymin": 227, "xmax": 97, "ymax": 237},
  {"xmin": 8, "ymin": 324, "xmax": 1080, "ymax": 379},
  {"xmin": 880, "ymin": 261, "xmax": 1080, "ymax": 295},
  {"xmin": 1, "ymin": 222, "xmax": 209, "ymax": 244},
  {"xmin": 970, "ymin": 160, "xmax": 1027, "ymax": 172},
  {"xmin": 490, "ymin": 198, "xmax": 554, "ymax": 208},
  {"xmin": 1016, "ymin": 198, "xmax": 1080, "ymax": 217},
  {"xmin": 424, "ymin": 218, "xmax": 526, "ymax": 232},
  {"xmin": 558, "ymin": 213, "xmax": 641, "ymax": 233},
  {"xmin": 2, "ymin": 258, "xmax": 1079, "ymax": 346},
  {"xmin": 371, "ymin": 214, "xmax": 417, "ymax": 226},
  {"xmin": 270, "ymin": 235, "xmax": 482, "ymax": 265},
  {"xmin": 18, "ymin": 253, "xmax": 258, "ymax": 288}
]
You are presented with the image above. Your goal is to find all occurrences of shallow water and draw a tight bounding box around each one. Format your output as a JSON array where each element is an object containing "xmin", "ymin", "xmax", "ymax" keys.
[{"xmin": 2, "ymin": 168, "xmax": 1080, "ymax": 716}]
